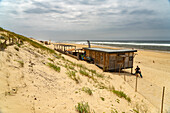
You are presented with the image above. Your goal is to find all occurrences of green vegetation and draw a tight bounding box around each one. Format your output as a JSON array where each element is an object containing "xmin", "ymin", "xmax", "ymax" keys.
[
  {"xmin": 112, "ymin": 90, "xmax": 131, "ymax": 102},
  {"xmin": 16, "ymin": 60, "xmax": 24, "ymax": 67},
  {"xmin": 48, "ymin": 58, "xmax": 54, "ymax": 62},
  {"xmin": 14, "ymin": 46, "xmax": 19, "ymax": 51},
  {"xmin": 88, "ymin": 69, "xmax": 104, "ymax": 78},
  {"xmin": 77, "ymin": 63, "xmax": 87, "ymax": 70},
  {"xmin": 0, "ymin": 27, "xmax": 4, "ymax": 31},
  {"xmin": 75, "ymin": 102, "xmax": 91, "ymax": 113},
  {"xmin": 97, "ymin": 82, "xmax": 107, "ymax": 89},
  {"xmin": 5, "ymin": 91, "xmax": 12, "ymax": 96},
  {"xmin": 88, "ymin": 69, "xmax": 96, "ymax": 74},
  {"xmin": 47, "ymin": 63, "xmax": 60, "ymax": 72},
  {"xmin": 79, "ymin": 69, "xmax": 91, "ymax": 78},
  {"xmin": 115, "ymin": 99, "xmax": 120, "ymax": 103},
  {"xmin": 95, "ymin": 73, "xmax": 104, "ymax": 78},
  {"xmin": 111, "ymin": 109, "xmax": 118, "ymax": 113},
  {"xmin": 66, "ymin": 60, "xmax": 76, "ymax": 66},
  {"xmin": 66, "ymin": 70, "xmax": 80, "ymax": 83},
  {"xmin": 133, "ymin": 109, "xmax": 139, "ymax": 113},
  {"xmin": 0, "ymin": 27, "xmax": 62, "ymax": 59},
  {"xmin": 106, "ymin": 86, "xmax": 131, "ymax": 102},
  {"xmin": 100, "ymin": 97, "xmax": 105, "ymax": 101},
  {"xmin": 16, "ymin": 42, "xmax": 22, "ymax": 47},
  {"xmin": 65, "ymin": 64, "xmax": 75, "ymax": 70},
  {"xmin": 82, "ymin": 87, "xmax": 92, "ymax": 95}
]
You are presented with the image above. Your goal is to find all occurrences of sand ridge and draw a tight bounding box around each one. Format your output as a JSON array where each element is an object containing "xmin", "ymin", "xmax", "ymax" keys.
[{"xmin": 0, "ymin": 40, "xmax": 168, "ymax": 113}]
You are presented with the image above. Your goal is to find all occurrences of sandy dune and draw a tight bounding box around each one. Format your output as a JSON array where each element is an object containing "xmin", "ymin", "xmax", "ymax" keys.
[{"xmin": 0, "ymin": 41, "xmax": 169, "ymax": 113}]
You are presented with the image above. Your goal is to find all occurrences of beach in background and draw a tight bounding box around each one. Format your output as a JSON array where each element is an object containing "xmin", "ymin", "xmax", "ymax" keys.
[
  {"xmin": 55, "ymin": 41, "xmax": 170, "ymax": 111},
  {"xmin": 61, "ymin": 40, "xmax": 170, "ymax": 52}
]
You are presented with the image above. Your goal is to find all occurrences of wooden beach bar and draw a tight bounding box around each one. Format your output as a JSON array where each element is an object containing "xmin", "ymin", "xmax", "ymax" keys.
[
  {"xmin": 54, "ymin": 44, "xmax": 76, "ymax": 53},
  {"xmin": 83, "ymin": 48, "xmax": 137, "ymax": 72},
  {"xmin": 53, "ymin": 43, "xmax": 137, "ymax": 72}
]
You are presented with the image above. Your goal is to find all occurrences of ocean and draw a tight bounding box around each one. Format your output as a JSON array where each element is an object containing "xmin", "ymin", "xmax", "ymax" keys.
[{"xmin": 62, "ymin": 40, "xmax": 170, "ymax": 51}]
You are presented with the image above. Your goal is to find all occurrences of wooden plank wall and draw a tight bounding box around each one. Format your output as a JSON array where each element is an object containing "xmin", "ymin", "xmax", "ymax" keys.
[{"xmin": 84, "ymin": 49, "xmax": 135, "ymax": 71}]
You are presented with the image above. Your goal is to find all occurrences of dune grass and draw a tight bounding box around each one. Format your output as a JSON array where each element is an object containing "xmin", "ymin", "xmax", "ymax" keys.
[
  {"xmin": 100, "ymin": 97, "xmax": 105, "ymax": 101},
  {"xmin": 112, "ymin": 90, "xmax": 131, "ymax": 102},
  {"xmin": 75, "ymin": 102, "xmax": 91, "ymax": 113},
  {"xmin": 65, "ymin": 64, "xmax": 75, "ymax": 70},
  {"xmin": 66, "ymin": 70, "xmax": 79, "ymax": 83},
  {"xmin": 95, "ymin": 73, "xmax": 104, "ymax": 78},
  {"xmin": 14, "ymin": 46, "xmax": 19, "ymax": 51},
  {"xmin": 48, "ymin": 58, "xmax": 54, "ymax": 62},
  {"xmin": 111, "ymin": 109, "xmax": 118, "ymax": 113},
  {"xmin": 79, "ymin": 69, "xmax": 89, "ymax": 77},
  {"xmin": 15, "ymin": 60, "xmax": 24, "ymax": 67},
  {"xmin": 77, "ymin": 63, "xmax": 87, "ymax": 70},
  {"xmin": 133, "ymin": 109, "xmax": 139, "ymax": 113},
  {"xmin": 0, "ymin": 27, "xmax": 62, "ymax": 58},
  {"xmin": 47, "ymin": 63, "xmax": 60, "ymax": 72},
  {"xmin": 82, "ymin": 87, "xmax": 92, "ymax": 95}
]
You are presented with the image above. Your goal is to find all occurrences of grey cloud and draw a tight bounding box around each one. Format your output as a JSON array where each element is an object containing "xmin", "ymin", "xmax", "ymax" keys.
[
  {"xmin": 130, "ymin": 9, "xmax": 155, "ymax": 15},
  {"xmin": 32, "ymin": 1, "xmax": 51, "ymax": 8},
  {"xmin": 96, "ymin": 8, "xmax": 129, "ymax": 16},
  {"xmin": 24, "ymin": 8, "xmax": 67, "ymax": 14},
  {"xmin": 78, "ymin": 0, "xmax": 106, "ymax": 5},
  {"xmin": 65, "ymin": 0, "xmax": 106, "ymax": 5},
  {"xmin": 1, "ymin": 0, "xmax": 170, "ymax": 40},
  {"xmin": 121, "ymin": 10, "xmax": 128, "ymax": 14}
]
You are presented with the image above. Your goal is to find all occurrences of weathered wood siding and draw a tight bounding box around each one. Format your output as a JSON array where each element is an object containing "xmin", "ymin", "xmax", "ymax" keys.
[
  {"xmin": 84, "ymin": 49, "xmax": 135, "ymax": 71},
  {"xmin": 108, "ymin": 54, "xmax": 116, "ymax": 70}
]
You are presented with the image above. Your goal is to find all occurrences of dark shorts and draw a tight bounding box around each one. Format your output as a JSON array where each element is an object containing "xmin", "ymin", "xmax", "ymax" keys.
[{"xmin": 136, "ymin": 71, "xmax": 141, "ymax": 73}]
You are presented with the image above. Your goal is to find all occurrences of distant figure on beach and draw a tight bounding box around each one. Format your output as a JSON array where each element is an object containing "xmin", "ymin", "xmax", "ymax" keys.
[{"xmin": 135, "ymin": 66, "xmax": 143, "ymax": 78}]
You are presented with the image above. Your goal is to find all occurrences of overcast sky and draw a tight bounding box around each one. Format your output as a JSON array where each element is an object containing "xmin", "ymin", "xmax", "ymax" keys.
[{"xmin": 0, "ymin": 0, "xmax": 170, "ymax": 40}]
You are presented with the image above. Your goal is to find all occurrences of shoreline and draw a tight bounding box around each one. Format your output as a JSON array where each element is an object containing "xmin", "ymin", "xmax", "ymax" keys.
[
  {"xmin": 56, "ymin": 42, "xmax": 170, "ymax": 53},
  {"xmin": 59, "ymin": 41, "xmax": 170, "ymax": 53}
]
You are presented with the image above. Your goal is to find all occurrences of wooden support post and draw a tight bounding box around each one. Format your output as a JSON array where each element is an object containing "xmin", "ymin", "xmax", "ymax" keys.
[
  {"xmin": 124, "ymin": 60, "xmax": 126, "ymax": 81},
  {"xmin": 161, "ymin": 86, "xmax": 165, "ymax": 113},
  {"xmin": 135, "ymin": 74, "xmax": 138, "ymax": 92}
]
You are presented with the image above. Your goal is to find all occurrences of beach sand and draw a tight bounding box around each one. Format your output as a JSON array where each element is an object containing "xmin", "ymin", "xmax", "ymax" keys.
[
  {"xmin": 53, "ymin": 43, "xmax": 170, "ymax": 111},
  {"xmin": 0, "ymin": 41, "xmax": 169, "ymax": 113}
]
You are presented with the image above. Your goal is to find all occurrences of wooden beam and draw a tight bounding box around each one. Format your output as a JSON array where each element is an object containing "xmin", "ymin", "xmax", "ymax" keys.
[
  {"xmin": 161, "ymin": 86, "xmax": 165, "ymax": 113},
  {"xmin": 135, "ymin": 74, "xmax": 138, "ymax": 92},
  {"xmin": 123, "ymin": 57, "xmax": 126, "ymax": 81},
  {"xmin": 103, "ymin": 52, "xmax": 106, "ymax": 71}
]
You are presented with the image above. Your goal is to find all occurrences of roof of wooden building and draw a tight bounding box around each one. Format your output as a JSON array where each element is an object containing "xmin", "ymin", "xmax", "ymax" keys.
[{"xmin": 83, "ymin": 48, "xmax": 137, "ymax": 53}]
